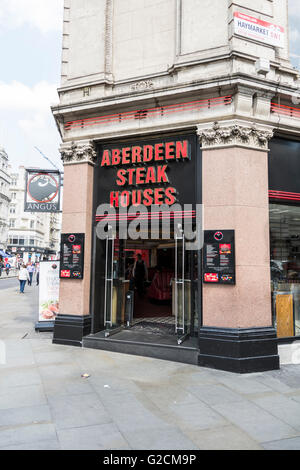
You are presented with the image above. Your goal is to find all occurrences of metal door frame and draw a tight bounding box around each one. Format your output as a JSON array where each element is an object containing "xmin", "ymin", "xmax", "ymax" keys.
[{"xmin": 103, "ymin": 229, "xmax": 123, "ymax": 337}]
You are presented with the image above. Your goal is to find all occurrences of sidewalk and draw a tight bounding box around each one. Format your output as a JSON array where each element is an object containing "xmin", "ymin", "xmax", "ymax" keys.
[{"xmin": 0, "ymin": 282, "xmax": 300, "ymax": 450}]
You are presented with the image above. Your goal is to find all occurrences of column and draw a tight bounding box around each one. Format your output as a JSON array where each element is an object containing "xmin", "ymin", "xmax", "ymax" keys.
[
  {"xmin": 197, "ymin": 120, "xmax": 280, "ymax": 373},
  {"xmin": 53, "ymin": 140, "xmax": 96, "ymax": 347}
]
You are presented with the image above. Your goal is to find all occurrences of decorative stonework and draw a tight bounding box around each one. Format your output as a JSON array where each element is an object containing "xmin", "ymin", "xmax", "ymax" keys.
[
  {"xmin": 131, "ymin": 80, "xmax": 154, "ymax": 92},
  {"xmin": 197, "ymin": 121, "xmax": 274, "ymax": 151},
  {"xmin": 60, "ymin": 141, "xmax": 97, "ymax": 165}
]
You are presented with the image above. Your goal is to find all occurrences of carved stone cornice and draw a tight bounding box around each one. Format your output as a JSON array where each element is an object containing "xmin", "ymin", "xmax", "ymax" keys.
[
  {"xmin": 60, "ymin": 140, "xmax": 97, "ymax": 165},
  {"xmin": 197, "ymin": 120, "xmax": 274, "ymax": 151}
]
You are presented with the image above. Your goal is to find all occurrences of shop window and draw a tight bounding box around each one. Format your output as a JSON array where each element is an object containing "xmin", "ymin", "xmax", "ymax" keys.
[{"xmin": 270, "ymin": 203, "xmax": 300, "ymax": 338}]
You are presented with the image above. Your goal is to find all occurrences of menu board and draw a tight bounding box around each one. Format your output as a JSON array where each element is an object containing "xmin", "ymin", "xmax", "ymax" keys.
[
  {"xmin": 203, "ymin": 230, "xmax": 235, "ymax": 285},
  {"xmin": 60, "ymin": 233, "xmax": 85, "ymax": 280}
]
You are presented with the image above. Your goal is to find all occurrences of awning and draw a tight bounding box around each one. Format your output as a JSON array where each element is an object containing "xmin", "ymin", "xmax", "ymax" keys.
[{"xmin": 0, "ymin": 250, "xmax": 12, "ymax": 258}]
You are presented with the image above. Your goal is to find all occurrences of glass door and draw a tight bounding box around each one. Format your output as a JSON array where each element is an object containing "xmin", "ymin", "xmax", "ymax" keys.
[
  {"xmin": 103, "ymin": 229, "xmax": 124, "ymax": 337},
  {"xmin": 175, "ymin": 229, "xmax": 191, "ymax": 345}
]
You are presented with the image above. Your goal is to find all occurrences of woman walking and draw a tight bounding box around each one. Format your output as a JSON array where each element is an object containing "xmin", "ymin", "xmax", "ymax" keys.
[{"xmin": 18, "ymin": 264, "xmax": 30, "ymax": 293}]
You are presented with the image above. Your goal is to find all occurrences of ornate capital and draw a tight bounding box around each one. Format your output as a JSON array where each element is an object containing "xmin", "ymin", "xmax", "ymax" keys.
[
  {"xmin": 197, "ymin": 120, "xmax": 274, "ymax": 151},
  {"xmin": 60, "ymin": 140, "xmax": 97, "ymax": 165}
]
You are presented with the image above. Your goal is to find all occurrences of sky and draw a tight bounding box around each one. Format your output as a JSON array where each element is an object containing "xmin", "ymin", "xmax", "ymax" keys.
[{"xmin": 0, "ymin": 0, "xmax": 299, "ymax": 172}]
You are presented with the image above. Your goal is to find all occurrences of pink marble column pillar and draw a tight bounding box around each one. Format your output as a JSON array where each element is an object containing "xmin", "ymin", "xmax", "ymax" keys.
[
  {"xmin": 197, "ymin": 121, "xmax": 279, "ymax": 373},
  {"xmin": 53, "ymin": 140, "xmax": 96, "ymax": 346},
  {"xmin": 202, "ymin": 145, "xmax": 272, "ymax": 329}
]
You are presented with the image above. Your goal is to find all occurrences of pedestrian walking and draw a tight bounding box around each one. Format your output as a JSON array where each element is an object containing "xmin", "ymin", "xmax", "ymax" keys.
[
  {"xmin": 0, "ymin": 260, "xmax": 3, "ymax": 277},
  {"xmin": 26, "ymin": 262, "xmax": 35, "ymax": 286},
  {"xmin": 18, "ymin": 264, "xmax": 30, "ymax": 293},
  {"xmin": 5, "ymin": 262, "xmax": 11, "ymax": 276}
]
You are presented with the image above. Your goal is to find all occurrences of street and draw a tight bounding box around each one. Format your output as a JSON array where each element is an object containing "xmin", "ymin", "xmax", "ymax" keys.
[
  {"xmin": 0, "ymin": 278, "xmax": 16, "ymax": 290},
  {"xmin": 0, "ymin": 279, "xmax": 300, "ymax": 450}
]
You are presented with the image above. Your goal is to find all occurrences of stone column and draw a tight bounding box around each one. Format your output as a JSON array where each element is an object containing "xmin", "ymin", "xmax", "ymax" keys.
[
  {"xmin": 53, "ymin": 140, "xmax": 97, "ymax": 347},
  {"xmin": 197, "ymin": 120, "xmax": 279, "ymax": 373}
]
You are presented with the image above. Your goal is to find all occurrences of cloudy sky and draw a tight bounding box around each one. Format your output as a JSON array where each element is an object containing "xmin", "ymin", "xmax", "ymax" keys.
[{"xmin": 0, "ymin": 0, "xmax": 299, "ymax": 171}]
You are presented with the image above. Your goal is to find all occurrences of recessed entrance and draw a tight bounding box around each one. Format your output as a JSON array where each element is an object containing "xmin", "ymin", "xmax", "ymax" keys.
[
  {"xmin": 101, "ymin": 228, "xmax": 198, "ymax": 345},
  {"xmin": 85, "ymin": 227, "xmax": 201, "ymax": 364},
  {"xmin": 126, "ymin": 240, "xmax": 174, "ymax": 334}
]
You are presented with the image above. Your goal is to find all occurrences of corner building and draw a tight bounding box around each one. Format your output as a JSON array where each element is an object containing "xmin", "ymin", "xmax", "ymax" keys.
[{"xmin": 52, "ymin": 0, "xmax": 300, "ymax": 373}]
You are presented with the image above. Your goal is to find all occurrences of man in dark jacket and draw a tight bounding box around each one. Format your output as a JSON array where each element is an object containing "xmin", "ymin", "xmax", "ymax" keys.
[{"xmin": 133, "ymin": 254, "xmax": 148, "ymax": 297}]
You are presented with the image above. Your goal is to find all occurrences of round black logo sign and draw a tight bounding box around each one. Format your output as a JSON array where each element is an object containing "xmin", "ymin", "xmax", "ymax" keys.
[
  {"xmin": 214, "ymin": 231, "xmax": 224, "ymax": 241},
  {"xmin": 27, "ymin": 173, "xmax": 59, "ymax": 203}
]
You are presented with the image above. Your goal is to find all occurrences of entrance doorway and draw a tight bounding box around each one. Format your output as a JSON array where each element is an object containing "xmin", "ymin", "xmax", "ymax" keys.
[{"xmin": 101, "ymin": 228, "xmax": 198, "ymax": 345}]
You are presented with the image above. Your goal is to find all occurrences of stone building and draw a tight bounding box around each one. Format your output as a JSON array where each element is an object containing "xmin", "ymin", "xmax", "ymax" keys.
[
  {"xmin": 52, "ymin": 0, "xmax": 300, "ymax": 372},
  {"xmin": 0, "ymin": 147, "xmax": 11, "ymax": 252}
]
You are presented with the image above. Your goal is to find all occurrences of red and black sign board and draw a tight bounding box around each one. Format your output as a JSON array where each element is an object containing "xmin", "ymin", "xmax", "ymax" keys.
[
  {"xmin": 203, "ymin": 230, "xmax": 235, "ymax": 285},
  {"xmin": 60, "ymin": 233, "xmax": 85, "ymax": 280},
  {"xmin": 95, "ymin": 134, "xmax": 199, "ymax": 216},
  {"xmin": 25, "ymin": 169, "xmax": 61, "ymax": 213}
]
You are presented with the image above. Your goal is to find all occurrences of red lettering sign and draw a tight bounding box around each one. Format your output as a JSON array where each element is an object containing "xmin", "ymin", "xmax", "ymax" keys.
[
  {"xmin": 204, "ymin": 273, "xmax": 219, "ymax": 283},
  {"xmin": 61, "ymin": 270, "xmax": 71, "ymax": 278}
]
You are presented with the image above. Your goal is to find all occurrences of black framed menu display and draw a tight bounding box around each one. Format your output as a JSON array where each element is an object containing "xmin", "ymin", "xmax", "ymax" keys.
[
  {"xmin": 203, "ymin": 230, "xmax": 235, "ymax": 285},
  {"xmin": 60, "ymin": 233, "xmax": 85, "ymax": 280}
]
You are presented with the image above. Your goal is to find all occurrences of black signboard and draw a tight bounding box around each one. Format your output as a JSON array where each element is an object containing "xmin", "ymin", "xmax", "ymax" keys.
[
  {"xmin": 24, "ymin": 169, "xmax": 61, "ymax": 213},
  {"xmin": 269, "ymin": 138, "xmax": 300, "ymax": 194},
  {"xmin": 60, "ymin": 233, "xmax": 85, "ymax": 280},
  {"xmin": 95, "ymin": 134, "xmax": 200, "ymax": 220},
  {"xmin": 203, "ymin": 230, "xmax": 235, "ymax": 285}
]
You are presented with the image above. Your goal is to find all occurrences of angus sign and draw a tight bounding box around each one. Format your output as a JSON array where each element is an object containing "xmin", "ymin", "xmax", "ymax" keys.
[{"xmin": 24, "ymin": 169, "xmax": 61, "ymax": 213}]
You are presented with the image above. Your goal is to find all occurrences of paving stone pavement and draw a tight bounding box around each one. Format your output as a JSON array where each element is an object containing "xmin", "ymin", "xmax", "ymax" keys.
[{"xmin": 0, "ymin": 278, "xmax": 300, "ymax": 450}]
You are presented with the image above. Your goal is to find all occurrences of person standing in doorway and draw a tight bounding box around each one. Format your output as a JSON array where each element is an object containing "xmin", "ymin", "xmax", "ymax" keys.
[
  {"xmin": 18, "ymin": 264, "xmax": 30, "ymax": 293},
  {"xmin": 133, "ymin": 254, "xmax": 148, "ymax": 297},
  {"xmin": 27, "ymin": 262, "xmax": 35, "ymax": 286}
]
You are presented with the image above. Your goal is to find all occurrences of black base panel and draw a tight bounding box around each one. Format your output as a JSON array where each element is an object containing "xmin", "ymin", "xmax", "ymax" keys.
[
  {"xmin": 198, "ymin": 326, "xmax": 280, "ymax": 374},
  {"xmin": 52, "ymin": 314, "xmax": 92, "ymax": 347},
  {"xmin": 35, "ymin": 321, "xmax": 54, "ymax": 332}
]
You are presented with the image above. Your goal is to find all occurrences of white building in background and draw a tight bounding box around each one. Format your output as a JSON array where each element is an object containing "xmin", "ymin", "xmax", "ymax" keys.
[
  {"xmin": 7, "ymin": 166, "xmax": 62, "ymax": 263},
  {"xmin": 0, "ymin": 147, "xmax": 11, "ymax": 251}
]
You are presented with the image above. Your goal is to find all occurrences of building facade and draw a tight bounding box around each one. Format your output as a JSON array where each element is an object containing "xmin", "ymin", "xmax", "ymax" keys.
[
  {"xmin": 52, "ymin": 0, "xmax": 300, "ymax": 373},
  {"xmin": 0, "ymin": 147, "xmax": 11, "ymax": 251},
  {"xmin": 7, "ymin": 166, "xmax": 61, "ymax": 263}
]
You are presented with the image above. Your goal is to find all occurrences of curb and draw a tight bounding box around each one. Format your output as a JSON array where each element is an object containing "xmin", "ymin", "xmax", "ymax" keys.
[{"xmin": 0, "ymin": 276, "xmax": 18, "ymax": 280}]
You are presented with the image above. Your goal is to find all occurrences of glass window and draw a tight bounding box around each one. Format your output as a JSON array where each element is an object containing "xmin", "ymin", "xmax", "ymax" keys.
[{"xmin": 270, "ymin": 203, "xmax": 300, "ymax": 338}]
